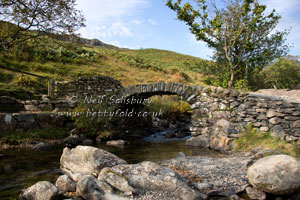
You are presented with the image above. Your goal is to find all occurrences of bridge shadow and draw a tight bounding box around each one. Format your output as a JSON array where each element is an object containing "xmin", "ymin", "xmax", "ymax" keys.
[{"xmin": 112, "ymin": 83, "xmax": 194, "ymax": 139}]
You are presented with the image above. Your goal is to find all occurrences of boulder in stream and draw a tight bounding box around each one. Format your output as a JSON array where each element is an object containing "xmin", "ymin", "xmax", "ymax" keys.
[
  {"xmin": 76, "ymin": 175, "xmax": 105, "ymax": 200},
  {"xmin": 60, "ymin": 145, "xmax": 127, "ymax": 177},
  {"xmin": 161, "ymin": 155, "xmax": 251, "ymax": 194},
  {"xmin": 55, "ymin": 175, "xmax": 76, "ymax": 193},
  {"xmin": 82, "ymin": 139, "xmax": 93, "ymax": 146},
  {"xmin": 245, "ymin": 186, "xmax": 266, "ymax": 200},
  {"xmin": 32, "ymin": 142, "xmax": 51, "ymax": 151},
  {"xmin": 63, "ymin": 134, "xmax": 86, "ymax": 148},
  {"xmin": 19, "ymin": 181, "xmax": 62, "ymax": 200},
  {"xmin": 185, "ymin": 135, "xmax": 210, "ymax": 148},
  {"xmin": 247, "ymin": 154, "xmax": 300, "ymax": 195},
  {"xmin": 109, "ymin": 161, "xmax": 205, "ymax": 200},
  {"xmin": 106, "ymin": 140, "xmax": 128, "ymax": 148},
  {"xmin": 98, "ymin": 168, "xmax": 136, "ymax": 196}
]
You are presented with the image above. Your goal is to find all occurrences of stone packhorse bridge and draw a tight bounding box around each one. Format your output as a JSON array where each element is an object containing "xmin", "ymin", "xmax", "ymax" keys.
[
  {"xmin": 1, "ymin": 76, "xmax": 299, "ymax": 148},
  {"xmin": 116, "ymin": 82, "xmax": 300, "ymax": 148},
  {"xmin": 115, "ymin": 82, "xmax": 202, "ymax": 104}
]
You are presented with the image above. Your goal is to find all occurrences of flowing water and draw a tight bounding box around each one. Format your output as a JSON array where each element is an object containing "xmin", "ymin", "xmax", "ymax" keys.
[{"xmin": 0, "ymin": 131, "xmax": 223, "ymax": 199}]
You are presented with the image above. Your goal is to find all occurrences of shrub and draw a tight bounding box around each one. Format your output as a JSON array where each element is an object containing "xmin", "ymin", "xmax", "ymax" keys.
[
  {"xmin": 145, "ymin": 95, "xmax": 192, "ymax": 121},
  {"xmin": 73, "ymin": 94, "xmax": 122, "ymax": 138},
  {"xmin": 260, "ymin": 57, "xmax": 300, "ymax": 89}
]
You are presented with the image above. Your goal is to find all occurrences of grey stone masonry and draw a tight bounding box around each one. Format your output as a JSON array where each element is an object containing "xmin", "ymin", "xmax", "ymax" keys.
[
  {"xmin": 0, "ymin": 96, "xmax": 74, "ymax": 113},
  {"xmin": 55, "ymin": 76, "xmax": 122, "ymax": 99},
  {"xmin": 0, "ymin": 113, "xmax": 68, "ymax": 132},
  {"xmin": 119, "ymin": 83, "xmax": 300, "ymax": 145}
]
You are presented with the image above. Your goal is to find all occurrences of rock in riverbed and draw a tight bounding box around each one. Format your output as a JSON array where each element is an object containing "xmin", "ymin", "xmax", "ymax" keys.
[
  {"xmin": 106, "ymin": 140, "xmax": 128, "ymax": 148},
  {"xmin": 247, "ymin": 154, "xmax": 300, "ymax": 195},
  {"xmin": 82, "ymin": 139, "xmax": 93, "ymax": 146},
  {"xmin": 60, "ymin": 145, "xmax": 127, "ymax": 177},
  {"xmin": 98, "ymin": 168, "xmax": 136, "ymax": 195},
  {"xmin": 59, "ymin": 153, "xmax": 205, "ymax": 199},
  {"xmin": 76, "ymin": 175, "xmax": 105, "ymax": 200},
  {"xmin": 55, "ymin": 175, "xmax": 76, "ymax": 193},
  {"xmin": 185, "ymin": 135, "xmax": 210, "ymax": 148},
  {"xmin": 63, "ymin": 134, "xmax": 86, "ymax": 148},
  {"xmin": 245, "ymin": 186, "xmax": 266, "ymax": 200},
  {"xmin": 109, "ymin": 161, "xmax": 205, "ymax": 200},
  {"xmin": 32, "ymin": 142, "xmax": 51, "ymax": 151},
  {"xmin": 161, "ymin": 154, "xmax": 251, "ymax": 194},
  {"xmin": 19, "ymin": 181, "xmax": 62, "ymax": 200},
  {"xmin": 23, "ymin": 145, "xmax": 271, "ymax": 200}
]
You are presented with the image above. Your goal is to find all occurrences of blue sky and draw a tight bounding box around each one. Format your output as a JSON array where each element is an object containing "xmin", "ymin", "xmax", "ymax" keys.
[{"xmin": 76, "ymin": 0, "xmax": 300, "ymax": 60}]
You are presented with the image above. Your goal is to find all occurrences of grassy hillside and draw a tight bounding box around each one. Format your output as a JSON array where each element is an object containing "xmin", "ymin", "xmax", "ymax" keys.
[
  {"xmin": 0, "ymin": 34, "xmax": 210, "ymax": 99},
  {"xmin": 121, "ymin": 48, "xmax": 209, "ymax": 72}
]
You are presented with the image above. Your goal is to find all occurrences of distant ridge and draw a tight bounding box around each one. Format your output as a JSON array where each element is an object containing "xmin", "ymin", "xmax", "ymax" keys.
[
  {"xmin": 56, "ymin": 34, "xmax": 121, "ymax": 50},
  {"xmin": 0, "ymin": 20, "xmax": 121, "ymax": 50},
  {"xmin": 73, "ymin": 37, "xmax": 121, "ymax": 49}
]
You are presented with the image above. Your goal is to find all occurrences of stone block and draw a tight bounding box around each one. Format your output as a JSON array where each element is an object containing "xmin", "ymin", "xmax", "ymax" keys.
[
  {"xmin": 266, "ymin": 109, "xmax": 277, "ymax": 118},
  {"xmin": 270, "ymin": 125, "xmax": 286, "ymax": 139},
  {"xmin": 260, "ymin": 127, "xmax": 269, "ymax": 132},
  {"xmin": 269, "ymin": 117, "xmax": 281, "ymax": 125},
  {"xmin": 186, "ymin": 135, "xmax": 210, "ymax": 148},
  {"xmin": 0, "ymin": 113, "xmax": 17, "ymax": 132},
  {"xmin": 291, "ymin": 120, "xmax": 300, "ymax": 128}
]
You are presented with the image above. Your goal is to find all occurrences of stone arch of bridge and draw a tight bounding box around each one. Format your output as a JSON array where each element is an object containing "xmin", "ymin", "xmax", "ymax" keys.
[
  {"xmin": 114, "ymin": 82, "xmax": 241, "ymax": 138},
  {"xmin": 115, "ymin": 82, "xmax": 206, "ymax": 105},
  {"xmin": 109, "ymin": 81, "xmax": 300, "ymax": 148}
]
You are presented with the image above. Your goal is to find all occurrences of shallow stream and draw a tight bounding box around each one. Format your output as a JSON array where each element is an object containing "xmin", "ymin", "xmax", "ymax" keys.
[{"xmin": 0, "ymin": 131, "xmax": 223, "ymax": 199}]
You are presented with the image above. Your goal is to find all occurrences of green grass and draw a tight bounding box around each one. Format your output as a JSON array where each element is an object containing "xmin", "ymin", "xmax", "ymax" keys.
[
  {"xmin": 120, "ymin": 48, "xmax": 211, "ymax": 72},
  {"xmin": 234, "ymin": 125, "xmax": 300, "ymax": 158},
  {"xmin": 0, "ymin": 82, "xmax": 36, "ymax": 100},
  {"xmin": 0, "ymin": 128, "xmax": 69, "ymax": 145}
]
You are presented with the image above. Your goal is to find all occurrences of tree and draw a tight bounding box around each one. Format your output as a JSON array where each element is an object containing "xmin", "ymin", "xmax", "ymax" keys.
[
  {"xmin": 261, "ymin": 56, "xmax": 300, "ymax": 89},
  {"xmin": 0, "ymin": 0, "xmax": 85, "ymax": 50},
  {"xmin": 166, "ymin": 0, "xmax": 290, "ymax": 88}
]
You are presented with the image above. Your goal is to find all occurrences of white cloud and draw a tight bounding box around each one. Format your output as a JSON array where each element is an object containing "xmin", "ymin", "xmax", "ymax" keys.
[
  {"xmin": 130, "ymin": 20, "xmax": 142, "ymax": 25},
  {"xmin": 76, "ymin": 0, "xmax": 150, "ymax": 23},
  {"xmin": 76, "ymin": 0, "xmax": 152, "ymax": 45},
  {"xmin": 110, "ymin": 41, "xmax": 121, "ymax": 46},
  {"xmin": 147, "ymin": 19, "xmax": 157, "ymax": 26},
  {"xmin": 79, "ymin": 22, "xmax": 133, "ymax": 40},
  {"xmin": 262, "ymin": 0, "xmax": 300, "ymax": 15}
]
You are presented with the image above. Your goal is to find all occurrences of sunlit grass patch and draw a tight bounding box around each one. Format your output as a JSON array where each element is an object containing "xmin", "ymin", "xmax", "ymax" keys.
[
  {"xmin": 146, "ymin": 95, "xmax": 192, "ymax": 121},
  {"xmin": 234, "ymin": 125, "xmax": 300, "ymax": 158}
]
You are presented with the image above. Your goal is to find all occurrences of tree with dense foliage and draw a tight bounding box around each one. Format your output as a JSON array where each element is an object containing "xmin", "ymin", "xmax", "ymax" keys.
[
  {"xmin": 261, "ymin": 56, "xmax": 300, "ymax": 89},
  {"xmin": 0, "ymin": 0, "xmax": 85, "ymax": 50},
  {"xmin": 166, "ymin": 0, "xmax": 290, "ymax": 88}
]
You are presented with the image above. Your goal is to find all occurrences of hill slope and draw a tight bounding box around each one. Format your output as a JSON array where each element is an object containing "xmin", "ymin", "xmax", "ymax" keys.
[{"xmin": 0, "ymin": 33, "xmax": 210, "ymax": 99}]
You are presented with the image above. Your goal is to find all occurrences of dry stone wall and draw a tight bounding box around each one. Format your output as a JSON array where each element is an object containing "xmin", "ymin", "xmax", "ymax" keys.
[
  {"xmin": 55, "ymin": 76, "xmax": 122, "ymax": 99},
  {"xmin": 0, "ymin": 96, "xmax": 74, "ymax": 113},
  {"xmin": 119, "ymin": 83, "xmax": 300, "ymax": 146},
  {"xmin": 0, "ymin": 113, "xmax": 68, "ymax": 132},
  {"xmin": 187, "ymin": 87, "xmax": 300, "ymax": 149}
]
